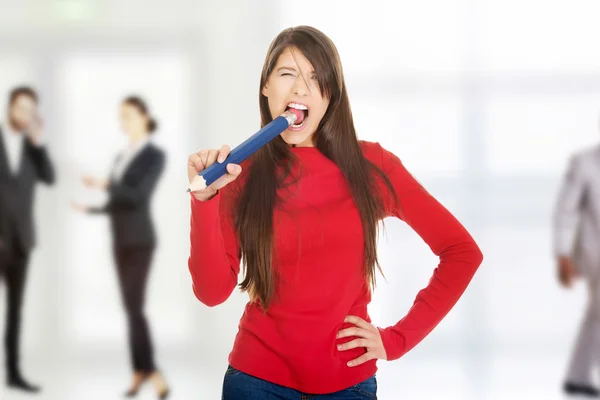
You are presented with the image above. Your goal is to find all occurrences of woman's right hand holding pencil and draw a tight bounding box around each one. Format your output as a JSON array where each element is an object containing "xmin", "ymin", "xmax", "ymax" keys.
[{"xmin": 187, "ymin": 144, "xmax": 242, "ymax": 201}]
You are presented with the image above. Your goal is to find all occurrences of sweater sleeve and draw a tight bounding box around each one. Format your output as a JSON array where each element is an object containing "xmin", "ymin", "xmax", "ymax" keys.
[
  {"xmin": 374, "ymin": 143, "xmax": 484, "ymax": 360},
  {"xmin": 188, "ymin": 187, "xmax": 241, "ymax": 307}
]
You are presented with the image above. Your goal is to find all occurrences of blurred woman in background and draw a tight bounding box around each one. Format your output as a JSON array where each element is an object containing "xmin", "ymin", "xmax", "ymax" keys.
[{"xmin": 73, "ymin": 96, "xmax": 169, "ymax": 399}]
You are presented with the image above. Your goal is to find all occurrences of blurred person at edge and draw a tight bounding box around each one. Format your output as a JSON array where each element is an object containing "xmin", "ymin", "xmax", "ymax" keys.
[
  {"xmin": 554, "ymin": 122, "xmax": 600, "ymax": 398},
  {"xmin": 0, "ymin": 86, "xmax": 55, "ymax": 394},
  {"xmin": 72, "ymin": 96, "xmax": 169, "ymax": 400}
]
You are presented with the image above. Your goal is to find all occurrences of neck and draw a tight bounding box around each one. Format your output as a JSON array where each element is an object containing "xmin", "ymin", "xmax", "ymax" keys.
[
  {"xmin": 129, "ymin": 132, "xmax": 148, "ymax": 146},
  {"xmin": 292, "ymin": 144, "xmax": 316, "ymax": 148},
  {"xmin": 289, "ymin": 138, "xmax": 316, "ymax": 148}
]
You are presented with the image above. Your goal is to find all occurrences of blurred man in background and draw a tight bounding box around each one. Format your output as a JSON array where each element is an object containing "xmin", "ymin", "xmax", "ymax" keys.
[
  {"xmin": 553, "ymin": 129, "xmax": 600, "ymax": 397},
  {"xmin": 0, "ymin": 86, "xmax": 55, "ymax": 393}
]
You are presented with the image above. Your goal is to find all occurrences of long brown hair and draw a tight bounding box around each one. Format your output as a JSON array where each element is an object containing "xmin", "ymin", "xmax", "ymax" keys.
[{"xmin": 235, "ymin": 26, "xmax": 398, "ymax": 310}]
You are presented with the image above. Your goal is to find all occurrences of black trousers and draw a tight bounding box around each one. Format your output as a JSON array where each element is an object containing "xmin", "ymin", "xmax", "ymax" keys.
[
  {"xmin": 0, "ymin": 237, "xmax": 30, "ymax": 379},
  {"xmin": 114, "ymin": 246, "xmax": 156, "ymax": 373}
]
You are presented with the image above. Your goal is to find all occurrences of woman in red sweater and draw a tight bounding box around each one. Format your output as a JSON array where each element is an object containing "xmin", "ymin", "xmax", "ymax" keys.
[{"xmin": 187, "ymin": 26, "xmax": 483, "ymax": 399}]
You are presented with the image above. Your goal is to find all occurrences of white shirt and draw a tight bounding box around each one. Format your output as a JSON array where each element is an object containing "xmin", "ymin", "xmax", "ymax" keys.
[
  {"xmin": 111, "ymin": 137, "xmax": 150, "ymax": 182},
  {"xmin": 1, "ymin": 123, "xmax": 25, "ymax": 176}
]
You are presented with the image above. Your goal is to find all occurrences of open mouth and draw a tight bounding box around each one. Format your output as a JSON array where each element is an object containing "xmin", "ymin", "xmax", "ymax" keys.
[{"xmin": 285, "ymin": 102, "xmax": 309, "ymax": 129}]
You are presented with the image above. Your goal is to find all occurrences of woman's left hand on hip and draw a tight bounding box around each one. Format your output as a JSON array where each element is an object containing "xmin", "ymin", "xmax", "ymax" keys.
[{"xmin": 337, "ymin": 315, "xmax": 388, "ymax": 367}]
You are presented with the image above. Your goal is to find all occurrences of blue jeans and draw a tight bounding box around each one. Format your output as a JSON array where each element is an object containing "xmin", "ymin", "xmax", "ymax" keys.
[{"xmin": 222, "ymin": 365, "xmax": 377, "ymax": 399}]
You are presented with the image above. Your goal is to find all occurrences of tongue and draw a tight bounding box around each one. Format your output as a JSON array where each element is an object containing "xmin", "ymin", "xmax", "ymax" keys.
[{"xmin": 287, "ymin": 108, "xmax": 305, "ymax": 125}]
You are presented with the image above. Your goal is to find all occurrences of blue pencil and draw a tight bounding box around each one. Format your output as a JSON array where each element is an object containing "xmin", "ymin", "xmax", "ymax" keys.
[{"xmin": 187, "ymin": 110, "xmax": 298, "ymax": 193}]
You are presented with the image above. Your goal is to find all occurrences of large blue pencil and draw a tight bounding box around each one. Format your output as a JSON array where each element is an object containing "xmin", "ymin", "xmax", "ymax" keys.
[{"xmin": 187, "ymin": 110, "xmax": 298, "ymax": 192}]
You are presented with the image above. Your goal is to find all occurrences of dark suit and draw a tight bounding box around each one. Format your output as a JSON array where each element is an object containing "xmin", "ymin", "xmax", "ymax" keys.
[
  {"xmin": 0, "ymin": 126, "xmax": 55, "ymax": 379},
  {"xmin": 90, "ymin": 143, "xmax": 165, "ymax": 373}
]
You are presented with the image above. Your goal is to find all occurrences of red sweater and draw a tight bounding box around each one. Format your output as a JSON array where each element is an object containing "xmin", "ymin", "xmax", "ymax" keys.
[{"xmin": 188, "ymin": 141, "xmax": 483, "ymax": 394}]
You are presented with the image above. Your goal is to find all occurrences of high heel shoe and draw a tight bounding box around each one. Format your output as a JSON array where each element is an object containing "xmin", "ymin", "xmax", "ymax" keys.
[
  {"xmin": 149, "ymin": 371, "xmax": 170, "ymax": 400},
  {"xmin": 124, "ymin": 387, "xmax": 141, "ymax": 398},
  {"xmin": 158, "ymin": 387, "xmax": 170, "ymax": 399},
  {"xmin": 124, "ymin": 373, "xmax": 150, "ymax": 397}
]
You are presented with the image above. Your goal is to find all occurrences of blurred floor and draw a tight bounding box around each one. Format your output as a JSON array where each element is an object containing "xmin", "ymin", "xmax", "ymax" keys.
[{"xmin": 0, "ymin": 349, "xmax": 575, "ymax": 400}]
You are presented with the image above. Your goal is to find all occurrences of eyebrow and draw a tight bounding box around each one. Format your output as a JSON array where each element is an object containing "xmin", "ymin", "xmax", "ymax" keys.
[
  {"xmin": 276, "ymin": 66, "xmax": 297, "ymax": 73},
  {"xmin": 276, "ymin": 66, "xmax": 316, "ymax": 74}
]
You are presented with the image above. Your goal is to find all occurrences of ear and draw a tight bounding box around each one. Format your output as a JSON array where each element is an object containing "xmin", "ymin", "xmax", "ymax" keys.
[{"xmin": 261, "ymin": 83, "xmax": 269, "ymax": 97}]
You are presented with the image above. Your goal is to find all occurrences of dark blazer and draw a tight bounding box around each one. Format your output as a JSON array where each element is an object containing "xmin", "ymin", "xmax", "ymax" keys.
[
  {"xmin": 91, "ymin": 143, "xmax": 165, "ymax": 248},
  {"xmin": 0, "ymin": 126, "xmax": 55, "ymax": 251}
]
